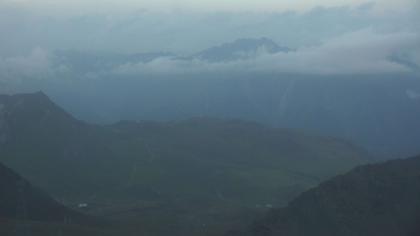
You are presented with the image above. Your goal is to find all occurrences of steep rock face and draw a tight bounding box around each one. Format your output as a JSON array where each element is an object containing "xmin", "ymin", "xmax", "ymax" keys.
[
  {"xmin": 0, "ymin": 161, "xmax": 82, "ymax": 222},
  {"xmin": 231, "ymin": 155, "xmax": 420, "ymax": 236}
]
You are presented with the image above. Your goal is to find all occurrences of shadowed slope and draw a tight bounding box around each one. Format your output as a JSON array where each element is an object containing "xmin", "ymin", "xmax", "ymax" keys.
[{"xmin": 231, "ymin": 155, "xmax": 420, "ymax": 236}]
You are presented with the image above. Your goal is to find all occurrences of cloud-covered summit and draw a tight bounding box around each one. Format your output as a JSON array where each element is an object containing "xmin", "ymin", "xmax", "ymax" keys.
[
  {"xmin": 0, "ymin": 0, "xmax": 419, "ymax": 92},
  {"xmin": 192, "ymin": 38, "xmax": 291, "ymax": 62},
  {"xmin": 112, "ymin": 30, "xmax": 420, "ymax": 76},
  {"xmin": 0, "ymin": 29, "xmax": 419, "ymax": 89}
]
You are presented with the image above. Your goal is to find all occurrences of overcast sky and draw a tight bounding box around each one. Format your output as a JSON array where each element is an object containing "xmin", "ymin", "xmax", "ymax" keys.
[
  {"xmin": 1, "ymin": 0, "xmax": 419, "ymax": 53},
  {"xmin": 0, "ymin": 0, "xmax": 419, "ymax": 92},
  {"xmin": 3, "ymin": 0, "xmax": 417, "ymax": 12}
]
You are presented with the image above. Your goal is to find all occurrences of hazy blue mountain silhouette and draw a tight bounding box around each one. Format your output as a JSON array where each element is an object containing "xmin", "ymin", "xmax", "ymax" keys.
[{"xmin": 193, "ymin": 38, "xmax": 290, "ymax": 62}]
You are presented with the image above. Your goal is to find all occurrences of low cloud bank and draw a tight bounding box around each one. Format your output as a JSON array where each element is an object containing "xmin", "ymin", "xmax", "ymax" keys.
[
  {"xmin": 0, "ymin": 29, "xmax": 419, "ymax": 90},
  {"xmin": 113, "ymin": 29, "xmax": 420, "ymax": 76}
]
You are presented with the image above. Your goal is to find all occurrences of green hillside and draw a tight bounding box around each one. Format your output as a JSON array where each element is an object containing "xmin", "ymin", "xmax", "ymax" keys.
[
  {"xmin": 232, "ymin": 155, "xmax": 420, "ymax": 236},
  {"xmin": 0, "ymin": 92, "xmax": 372, "ymax": 236}
]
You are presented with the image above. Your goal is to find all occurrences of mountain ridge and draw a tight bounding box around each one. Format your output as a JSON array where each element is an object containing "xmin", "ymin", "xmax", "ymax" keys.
[
  {"xmin": 193, "ymin": 37, "xmax": 290, "ymax": 62},
  {"xmin": 0, "ymin": 160, "xmax": 86, "ymax": 222},
  {"xmin": 0, "ymin": 91, "xmax": 371, "ymax": 202},
  {"xmin": 228, "ymin": 155, "xmax": 420, "ymax": 236},
  {"xmin": 0, "ymin": 91, "xmax": 373, "ymax": 236}
]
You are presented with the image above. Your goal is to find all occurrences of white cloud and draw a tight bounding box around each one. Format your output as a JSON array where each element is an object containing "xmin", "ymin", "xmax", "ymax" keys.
[
  {"xmin": 0, "ymin": 30, "xmax": 418, "ymax": 90},
  {"xmin": 406, "ymin": 89, "xmax": 420, "ymax": 100},
  {"xmin": 2, "ymin": 0, "xmax": 416, "ymax": 13},
  {"xmin": 0, "ymin": 0, "xmax": 418, "ymax": 55},
  {"xmin": 113, "ymin": 29, "xmax": 420, "ymax": 76},
  {"xmin": 0, "ymin": 47, "xmax": 54, "ymax": 83}
]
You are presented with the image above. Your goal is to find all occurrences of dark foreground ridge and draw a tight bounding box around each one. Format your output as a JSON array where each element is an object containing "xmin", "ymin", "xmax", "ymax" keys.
[
  {"xmin": 228, "ymin": 155, "xmax": 420, "ymax": 236},
  {"xmin": 0, "ymin": 161, "xmax": 85, "ymax": 222}
]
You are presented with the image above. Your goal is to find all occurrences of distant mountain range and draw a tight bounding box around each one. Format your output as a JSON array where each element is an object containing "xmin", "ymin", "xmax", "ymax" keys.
[
  {"xmin": 46, "ymin": 75, "xmax": 420, "ymax": 159},
  {"xmin": 43, "ymin": 38, "xmax": 420, "ymax": 159},
  {"xmin": 0, "ymin": 91, "xmax": 370, "ymax": 235},
  {"xmin": 53, "ymin": 37, "xmax": 289, "ymax": 75},
  {"xmin": 2, "ymin": 91, "xmax": 419, "ymax": 236},
  {"xmin": 0, "ymin": 91, "xmax": 369, "ymax": 202},
  {"xmin": 2, "ymin": 36, "xmax": 419, "ymax": 236},
  {"xmin": 192, "ymin": 38, "xmax": 290, "ymax": 62},
  {"xmin": 228, "ymin": 155, "xmax": 420, "ymax": 236},
  {"xmin": 54, "ymin": 50, "xmax": 175, "ymax": 75}
]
